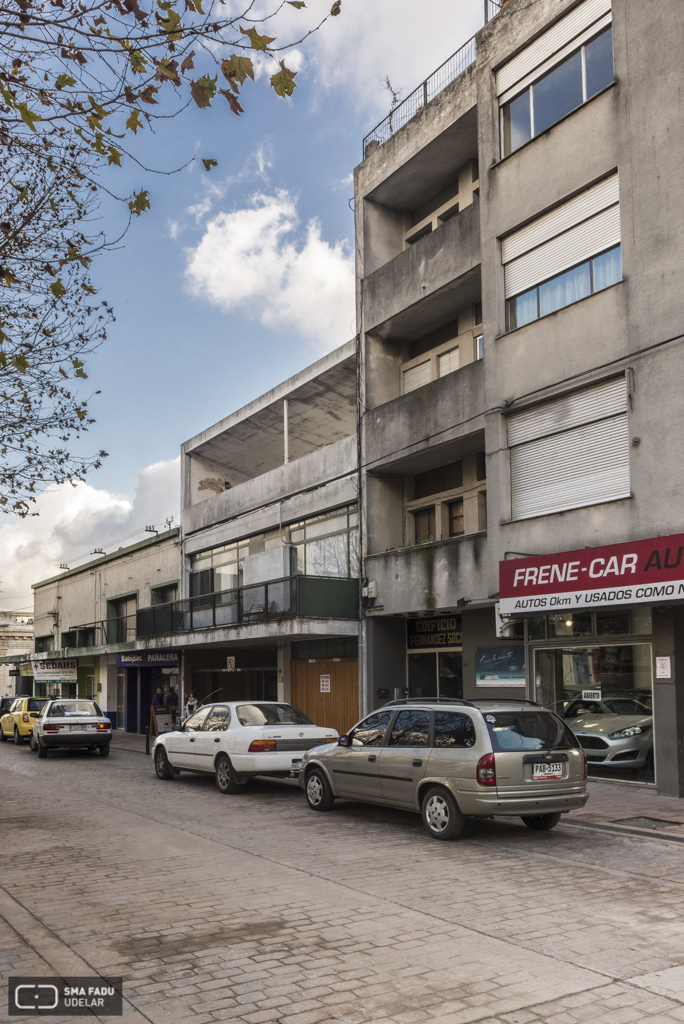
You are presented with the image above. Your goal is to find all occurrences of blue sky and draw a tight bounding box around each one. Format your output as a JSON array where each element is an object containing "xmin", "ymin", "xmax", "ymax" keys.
[{"xmin": 0, "ymin": 0, "xmax": 485, "ymax": 607}]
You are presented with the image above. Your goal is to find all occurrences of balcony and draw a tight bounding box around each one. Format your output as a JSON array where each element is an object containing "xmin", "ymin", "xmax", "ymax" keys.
[{"xmin": 61, "ymin": 615, "xmax": 136, "ymax": 649}]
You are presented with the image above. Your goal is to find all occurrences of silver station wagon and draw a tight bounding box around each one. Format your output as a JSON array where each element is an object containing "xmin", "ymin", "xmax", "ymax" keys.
[{"xmin": 299, "ymin": 698, "xmax": 588, "ymax": 840}]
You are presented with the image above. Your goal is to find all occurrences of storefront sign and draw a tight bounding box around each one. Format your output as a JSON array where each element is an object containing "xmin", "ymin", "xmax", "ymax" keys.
[
  {"xmin": 31, "ymin": 659, "xmax": 77, "ymax": 681},
  {"xmin": 475, "ymin": 647, "xmax": 525, "ymax": 687},
  {"xmin": 582, "ymin": 689, "xmax": 601, "ymax": 701},
  {"xmin": 320, "ymin": 674, "xmax": 331, "ymax": 693},
  {"xmin": 8, "ymin": 669, "xmax": 19, "ymax": 677},
  {"xmin": 115, "ymin": 652, "xmax": 180, "ymax": 668},
  {"xmin": 20, "ymin": 664, "xmax": 34, "ymax": 677},
  {"xmin": 407, "ymin": 616, "xmax": 462, "ymax": 649},
  {"xmin": 500, "ymin": 532, "xmax": 684, "ymax": 614}
]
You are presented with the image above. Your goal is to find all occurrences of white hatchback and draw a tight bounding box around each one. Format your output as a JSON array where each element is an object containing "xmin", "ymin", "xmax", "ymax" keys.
[{"xmin": 152, "ymin": 701, "xmax": 338, "ymax": 794}]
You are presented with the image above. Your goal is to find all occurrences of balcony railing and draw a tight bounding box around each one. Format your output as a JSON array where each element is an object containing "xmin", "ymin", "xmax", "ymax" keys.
[
  {"xmin": 362, "ymin": 1, "xmax": 502, "ymax": 156},
  {"xmin": 61, "ymin": 577, "xmax": 359, "ymax": 648}
]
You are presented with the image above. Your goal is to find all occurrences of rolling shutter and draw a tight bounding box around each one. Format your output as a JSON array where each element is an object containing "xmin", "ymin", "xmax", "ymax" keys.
[
  {"xmin": 438, "ymin": 347, "xmax": 460, "ymax": 378},
  {"xmin": 496, "ymin": 0, "xmax": 612, "ymax": 98},
  {"xmin": 508, "ymin": 378, "xmax": 630, "ymax": 520},
  {"xmin": 403, "ymin": 360, "xmax": 431, "ymax": 394}
]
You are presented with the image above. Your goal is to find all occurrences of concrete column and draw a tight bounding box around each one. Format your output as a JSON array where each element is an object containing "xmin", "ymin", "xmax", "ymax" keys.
[
  {"xmin": 283, "ymin": 399, "xmax": 289, "ymax": 465},
  {"xmin": 651, "ymin": 606, "xmax": 684, "ymax": 797},
  {"xmin": 277, "ymin": 643, "xmax": 291, "ymax": 703}
]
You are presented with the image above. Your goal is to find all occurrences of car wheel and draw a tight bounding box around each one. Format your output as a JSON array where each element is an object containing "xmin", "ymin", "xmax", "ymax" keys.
[
  {"xmin": 154, "ymin": 746, "xmax": 175, "ymax": 780},
  {"xmin": 14, "ymin": 727, "xmax": 23, "ymax": 745},
  {"xmin": 521, "ymin": 812, "xmax": 562, "ymax": 831},
  {"xmin": 305, "ymin": 767, "xmax": 335, "ymax": 812},
  {"xmin": 29, "ymin": 734, "xmax": 38, "ymax": 752},
  {"xmin": 37, "ymin": 740, "xmax": 48, "ymax": 759},
  {"xmin": 215, "ymin": 754, "xmax": 246, "ymax": 795},
  {"xmin": 0, "ymin": 728, "xmax": 7, "ymax": 742},
  {"xmin": 421, "ymin": 786, "xmax": 464, "ymax": 840},
  {"xmin": 99, "ymin": 743, "xmax": 110, "ymax": 758}
]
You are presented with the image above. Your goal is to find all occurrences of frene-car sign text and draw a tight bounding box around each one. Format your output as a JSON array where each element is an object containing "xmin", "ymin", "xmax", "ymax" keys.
[{"xmin": 499, "ymin": 532, "xmax": 684, "ymax": 614}]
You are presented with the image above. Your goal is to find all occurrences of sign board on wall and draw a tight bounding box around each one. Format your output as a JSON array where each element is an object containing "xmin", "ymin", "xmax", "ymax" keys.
[
  {"xmin": 320, "ymin": 675, "xmax": 331, "ymax": 693},
  {"xmin": 20, "ymin": 665, "xmax": 34, "ymax": 677},
  {"xmin": 475, "ymin": 647, "xmax": 525, "ymax": 687},
  {"xmin": 656, "ymin": 657, "xmax": 671, "ymax": 679},
  {"xmin": 115, "ymin": 652, "xmax": 180, "ymax": 668},
  {"xmin": 30, "ymin": 659, "xmax": 77, "ymax": 681},
  {"xmin": 407, "ymin": 616, "xmax": 462, "ymax": 650},
  {"xmin": 226, "ymin": 657, "xmax": 236, "ymax": 672},
  {"xmin": 500, "ymin": 532, "xmax": 684, "ymax": 614}
]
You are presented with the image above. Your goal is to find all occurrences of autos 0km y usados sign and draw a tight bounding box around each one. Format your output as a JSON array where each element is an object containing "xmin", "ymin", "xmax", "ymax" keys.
[{"xmin": 499, "ymin": 532, "xmax": 684, "ymax": 614}]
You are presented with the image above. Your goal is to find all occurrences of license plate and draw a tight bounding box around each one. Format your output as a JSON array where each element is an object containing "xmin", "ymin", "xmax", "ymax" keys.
[
  {"xmin": 533, "ymin": 762, "xmax": 563, "ymax": 780},
  {"xmin": 291, "ymin": 758, "xmax": 302, "ymax": 769},
  {"xmin": 68, "ymin": 723, "xmax": 94, "ymax": 731}
]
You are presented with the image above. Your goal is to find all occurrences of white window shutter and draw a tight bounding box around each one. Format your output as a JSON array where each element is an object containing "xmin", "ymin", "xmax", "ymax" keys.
[
  {"xmin": 438, "ymin": 347, "xmax": 460, "ymax": 378},
  {"xmin": 403, "ymin": 360, "xmax": 432, "ymax": 393}
]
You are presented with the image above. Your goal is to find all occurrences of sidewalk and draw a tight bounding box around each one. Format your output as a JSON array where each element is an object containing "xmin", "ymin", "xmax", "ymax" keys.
[
  {"xmin": 110, "ymin": 731, "xmax": 148, "ymax": 754},
  {"xmin": 568, "ymin": 777, "xmax": 684, "ymax": 841}
]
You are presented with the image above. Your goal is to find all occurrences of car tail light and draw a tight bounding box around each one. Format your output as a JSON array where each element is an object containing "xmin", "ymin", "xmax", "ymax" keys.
[
  {"xmin": 44, "ymin": 724, "xmax": 59, "ymax": 733},
  {"xmin": 97, "ymin": 722, "xmax": 111, "ymax": 730},
  {"xmin": 476, "ymin": 752, "xmax": 496, "ymax": 786},
  {"xmin": 583, "ymin": 751, "xmax": 588, "ymax": 781},
  {"xmin": 248, "ymin": 739, "xmax": 277, "ymax": 752},
  {"xmin": 22, "ymin": 713, "xmax": 30, "ymax": 723}
]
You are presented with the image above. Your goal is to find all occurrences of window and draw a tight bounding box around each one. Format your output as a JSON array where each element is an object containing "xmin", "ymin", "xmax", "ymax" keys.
[
  {"xmin": 415, "ymin": 462, "xmax": 463, "ymax": 500},
  {"xmin": 499, "ymin": 9, "xmax": 614, "ymax": 157},
  {"xmin": 35, "ymin": 635, "xmax": 54, "ymax": 654},
  {"xmin": 507, "ymin": 246, "xmax": 621, "ymax": 329},
  {"xmin": 483, "ymin": 711, "xmax": 577, "ymax": 752},
  {"xmin": 437, "ymin": 348, "xmax": 459, "ymax": 378},
  {"xmin": 502, "ymin": 173, "xmax": 621, "ymax": 329},
  {"xmin": 448, "ymin": 499, "xmax": 464, "ymax": 537},
  {"xmin": 48, "ymin": 700, "xmax": 100, "ymax": 717},
  {"xmin": 508, "ymin": 376, "xmax": 630, "ymax": 520},
  {"xmin": 415, "ymin": 507, "xmax": 436, "ymax": 544},
  {"xmin": 205, "ymin": 706, "xmax": 231, "ymax": 731},
  {"xmin": 388, "ymin": 709, "xmax": 430, "ymax": 747},
  {"xmin": 151, "ymin": 583, "xmax": 178, "ymax": 606},
  {"xmin": 184, "ymin": 706, "xmax": 212, "ymax": 731},
  {"xmin": 349, "ymin": 710, "xmax": 393, "ymax": 746},
  {"xmin": 236, "ymin": 704, "xmax": 312, "ymax": 726},
  {"xmin": 403, "ymin": 360, "xmax": 431, "ymax": 394},
  {"xmin": 434, "ymin": 712, "xmax": 476, "ymax": 748},
  {"xmin": 475, "ymin": 335, "xmax": 484, "ymax": 360}
]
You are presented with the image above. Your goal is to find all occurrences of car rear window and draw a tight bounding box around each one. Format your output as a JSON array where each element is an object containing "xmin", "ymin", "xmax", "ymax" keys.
[
  {"xmin": 48, "ymin": 701, "xmax": 101, "ymax": 718},
  {"xmin": 27, "ymin": 699, "xmax": 47, "ymax": 713},
  {"xmin": 236, "ymin": 704, "xmax": 312, "ymax": 727},
  {"xmin": 484, "ymin": 711, "xmax": 577, "ymax": 752}
]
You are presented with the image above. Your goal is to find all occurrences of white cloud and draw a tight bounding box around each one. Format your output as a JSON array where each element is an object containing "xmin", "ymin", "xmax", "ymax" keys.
[
  {"xmin": 185, "ymin": 190, "xmax": 355, "ymax": 351},
  {"xmin": 0, "ymin": 458, "xmax": 180, "ymax": 613}
]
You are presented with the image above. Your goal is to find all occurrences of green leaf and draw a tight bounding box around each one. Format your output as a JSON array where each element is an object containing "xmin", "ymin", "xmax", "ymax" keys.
[
  {"xmin": 158, "ymin": 6, "xmax": 182, "ymax": 41},
  {"xmin": 240, "ymin": 26, "xmax": 275, "ymax": 51},
  {"xmin": 107, "ymin": 146, "xmax": 122, "ymax": 166},
  {"xmin": 125, "ymin": 108, "xmax": 143, "ymax": 134},
  {"xmin": 202, "ymin": 158, "xmax": 218, "ymax": 171},
  {"xmin": 129, "ymin": 50, "xmax": 146, "ymax": 74},
  {"xmin": 271, "ymin": 61, "xmax": 297, "ymax": 98},
  {"xmin": 221, "ymin": 54, "xmax": 254, "ymax": 91},
  {"xmin": 17, "ymin": 103, "xmax": 40, "ymax": 131},
  {"xmin": 156, "ymin": 58, "xmax": 181, "ymax": 86},
  {"xmin": 72, "ymin": 358, "xmax": 88, "ymax": 379},
  {"xmin": 55, "ymin": 74, "xmax": 77, "ymax": 89},
  {"xmin": 49, "ymin": 198, "xmax": 58, "ymax": 213},
  {"xmin": 75, "ymin": 407, "xmax": 87, "ymax": 420},
  {"xmin": 49, "ymin": 278, "xmax": 66, "ymax": 298},
  {"xmin": 11, "ymin": 354, "xmax": 28, "ymax": 373},
  {"xmin": 129, "ymin": 190, "xmax": 151, "ymax": 216},
  {"xmin": 190, "ymin": 74, "xmax": 217, "ymax": 108}
]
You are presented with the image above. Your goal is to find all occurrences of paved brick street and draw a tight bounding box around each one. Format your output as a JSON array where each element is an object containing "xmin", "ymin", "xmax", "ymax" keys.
[{"xmin": 3, "ymin": 741, "xmax": 684, "ymax": 1024}]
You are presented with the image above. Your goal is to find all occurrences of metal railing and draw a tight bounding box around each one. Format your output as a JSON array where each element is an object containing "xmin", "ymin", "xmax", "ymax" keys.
[
  {"xmin": 362, "ymin": 1, "xmax": 503, "ymax": 156},
  {"xmin": 61, "ymin": 614, "xmax": 137, "ymax": 649},
  {"xmin": 137, "ymin": 576, "xmax": 359, "ymax": 638}
]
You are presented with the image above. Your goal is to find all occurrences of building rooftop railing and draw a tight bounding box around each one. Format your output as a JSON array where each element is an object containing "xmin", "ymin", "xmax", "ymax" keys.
[{"xmin": 362, "ymin": 0, "xmax": 502, "ymax": 158}]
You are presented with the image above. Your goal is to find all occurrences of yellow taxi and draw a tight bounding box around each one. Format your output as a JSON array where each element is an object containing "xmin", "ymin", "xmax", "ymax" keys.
[{"xmin": 0, "ymin": 696, "xmax": 49, "ymax": 744}]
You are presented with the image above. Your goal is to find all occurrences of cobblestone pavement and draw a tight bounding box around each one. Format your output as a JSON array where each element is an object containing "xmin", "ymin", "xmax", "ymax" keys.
[{"xmin": 2, "ymin": 743, "xmax": 684, "ymax": 1024}]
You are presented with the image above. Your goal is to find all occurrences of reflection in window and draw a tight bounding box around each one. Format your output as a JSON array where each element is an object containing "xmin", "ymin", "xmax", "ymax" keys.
[
  {"xmin": 434, "ymin": 711, "xmax": 475, "ymax": 748},
  {"xmin": 502, "ymin": 27, "xmax": 614, "ymax": 157},
  {"xmin": 205, "ymin": 706, "xmax": 231, "ymax": 731},
  {"xmin": 350, "ymin": 711, "xmax": 393, "ymax": 746},
  {"xmin": 388, "ymin": 709, "xmax": 430, "ymax": 747},
  {"xmin": 507, "ymin": 246, "xmax": 621, "ymax": 330}
]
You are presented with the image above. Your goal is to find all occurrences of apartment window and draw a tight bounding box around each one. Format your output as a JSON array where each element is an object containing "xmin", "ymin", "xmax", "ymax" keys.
[
  {"xmin": 475, "ymin": 334, "xmax": 484, "ymax": 360},
  {"xmin": 498, "ymin": 0, "xmax": 614, "ymax": 157},
  {"xmin": 415, "ymin": 507, "xmax": 436, "ymax": 544},
  {"xmin": 437, "ymin": 347, "xmax": 459, "ymax": 378},
  {"xmin": 35, "ymin": 635, "xmax": 54, "ymax": 653},
  {"xmin": 508, "ymin": 377, "xmax": 630, "ymax": 520},
  {"xmin": 403, "ymin": 360, "xmax": 431, "ymax": 394},
  {"xmin": 502, "ymin": 173, "xmax": 621, "ymax": 330},
  {"xmin": 151, "ymin": 583, "xmax": 178, "ymax": 606},
  {"xmin": 415, "ymin": 462, "xmax": 463, "ymax": 499},
  {"xmin": 448, "ymin": 500, "xmax": 464, "ymax": 537}
]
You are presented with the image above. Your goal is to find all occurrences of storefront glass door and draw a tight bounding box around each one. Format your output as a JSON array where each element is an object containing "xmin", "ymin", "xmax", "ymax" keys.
[
  {"xmin": 408, "ymin": 651, "xmax": 463, "ymax": 700},
  {"xmin": 534, "ymin": 644, "xmax": 654, "ymax": 783}
]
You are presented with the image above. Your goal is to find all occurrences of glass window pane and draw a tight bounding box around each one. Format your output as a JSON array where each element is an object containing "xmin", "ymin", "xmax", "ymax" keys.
[
  {"xmin": 305, "ymin": 533, "xmax": 349, "ymax": 577},
  {"xmin": 415, "ymin": 507, "xmax": 435, "ymax": 543},
  {"xmin": 438, "ymin": 651, "xmax": 463, "ymax": 700},
  {"xmin": 290, "ymin": 527, "xmax": 305, "ymax": 544},
  {"xmin": 349, "ymin": 529, "xmax": 360, "ymax": 578},
  {"xmin": 585, "ymin": 26, "xmax": 614, "ymax": 99},
  {"xmin": 350, "ymin": 710, "xmax": 393, "ymax": 746},
  {"xmin": 509, "ymin": 288, "xmax": 538, "ymax": 330},
  {"xmin": 593, "ymin": 246, "xmax": 621, "ymax": 291},
  {"xmin": 502, "ymin": 90, "xmax": 531, "ymax": 155},
  {"xmin": 539, "ymin": 261, "xmax": 591, "ymax": 317},
  {"xmin": 305, "ymin": 514, "xmax": 348, "ymax": 539},
  {"xmin": 388, "ymin": 709, "xmax": 430, "ymax": 747},
  {"xmin": 434, "ymin": 711, "xmax": 476, "ymax": 748},
  {"xmin": 448, "ymin": 499, "xmax": 464, "ymax": 537},
  {"xmin": 205, "ymin": 706, "xmax": 230, "ymax": 731},
  {"xmin": 484, "ymin": 711, "xmax": 577, "ymax": 751},
  {"xmin": 408, "ymin": 653, "xmax": 437, "ymax": 699},
  {"xmin": 533, "ymin": 50, "xmax": 583, "ymax": 135}
]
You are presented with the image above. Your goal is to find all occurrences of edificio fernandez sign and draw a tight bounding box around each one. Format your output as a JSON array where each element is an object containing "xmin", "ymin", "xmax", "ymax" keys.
[{"xmin": 500, "ymin": 532, "xmax": 684, "ymax": 614}]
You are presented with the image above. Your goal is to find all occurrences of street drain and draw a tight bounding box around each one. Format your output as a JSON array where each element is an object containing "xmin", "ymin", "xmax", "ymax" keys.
[{"xmin": 613, "ymin": 816, "xmax": 684, "ymax": 830}]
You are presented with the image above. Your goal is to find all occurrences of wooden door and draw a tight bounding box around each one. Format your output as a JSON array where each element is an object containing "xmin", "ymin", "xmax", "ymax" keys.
[{"xmin": 291, "ymin": 658, "xmax": 359, "ymax": 734}]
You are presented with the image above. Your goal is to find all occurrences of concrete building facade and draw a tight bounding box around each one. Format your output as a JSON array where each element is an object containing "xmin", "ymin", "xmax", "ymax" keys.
[
  {"xmin": 355, "ymin": 0, "xmax": 684, "ymax": 795},
  {"xmin": 0, "ymin": 611, "xmax": 34, "ymax": 697}
]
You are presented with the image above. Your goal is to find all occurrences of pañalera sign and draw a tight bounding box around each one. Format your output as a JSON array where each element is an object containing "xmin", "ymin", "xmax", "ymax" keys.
[
  {"xmin": 500, "ymin": 532, "xmax": 684, "ymax": 614},
  {"xmin": 407, "ymin": 616, "xmax": 462, "ymax": 649}
]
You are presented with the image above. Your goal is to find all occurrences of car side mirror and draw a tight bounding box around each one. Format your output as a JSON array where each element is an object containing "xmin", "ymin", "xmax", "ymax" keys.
[
  {"xmin": 337, "ymin": 735, "xmax": 351, "ymax": 747},
  {"xmin": 171, "ymin": 723, "xmax": 183, "ymax": 731}
]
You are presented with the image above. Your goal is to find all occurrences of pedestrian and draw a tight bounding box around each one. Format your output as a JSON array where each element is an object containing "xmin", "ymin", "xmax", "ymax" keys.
[
  {"xmin": 184, "ymin": 692, "xmax": 199, "ymax": 718},
  {"xmin": 151, "ymin": 687, "xmax": 165, "ymax": 708}
]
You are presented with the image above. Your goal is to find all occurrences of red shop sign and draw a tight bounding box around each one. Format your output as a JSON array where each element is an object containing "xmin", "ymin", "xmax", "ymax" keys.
[{"xmin": 499, "ymin": 532, "xmax": 684, "ymax": 614}]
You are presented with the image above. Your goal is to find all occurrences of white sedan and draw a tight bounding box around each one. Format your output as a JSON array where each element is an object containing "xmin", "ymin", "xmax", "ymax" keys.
[{"xmin": 152, "ymin": 701, "xmax": 338, "ymax": 794}]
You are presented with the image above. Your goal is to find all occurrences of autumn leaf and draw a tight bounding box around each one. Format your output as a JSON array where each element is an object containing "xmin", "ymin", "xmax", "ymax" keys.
[
  {"xmin": 330, "ymin": 0, "xmax": 341, "ymax": 13},
  {"xmin": 139, "ymin": 85, "xmax": 159, "ymax": 105},
  {"xmin": 75, "ymin": 407, "xmax": 87, "ymax": 420},
  {"xmin": 271, "ymin": 61, "xmax": 297, "ymax": 97},
  {"xmin": 11, "ymin": 354, "xmax": 29, "ymax": 373},
  {"xmin": 125, "ymin": 108, "xmax": 143, "ymax": 133},
  {"xmin": 81, "ymin": 283, "xmax": 97, "ymax": 294},
  {"xmin": 219, "ymin": 89, "xmax": 244, "ymax": 116},
  {"xmin": 240, "ymin": 25, "xmax": 275, "ymax": 50},
  {"xmin": 157, "ymin": 4, "xmax": 182, "ymax": 41},
  {"xmin": 202, "ymin": 158, "xmax": 217, "ymax": 171},
  {"xmin": 287, "ymin": 1, "xmax": 306, "ymax": 6},
  {"xmin": 180, "ymin": 49, "xmax": 195, "ymax": 72},
  {"xmin": 107, "ymin": 146, "xmax": 122, "ymax": 166},
  {"xmin": 17, "ymin": 103, "xmax": 40, "ymax": 131},
  {"xmin": 0, "ymin": 268, "xmax": 19, "ymax": 286},
  {"xmin": 129, "ymin": 189, "xmax": 150, "ymax": 216},
  {"xmin": 190, "ymin": 74, "xmax": 217, "ymax": 108},
  {"xmin": 72, "ymin": 357, "xmax": 88, "ymax": 379},
  {"xmin": 49, "ymin": 278, "xmax": 66, "ymax": 297},
  {"xmin": 156, "ymin": 58, "xmax": 181, "ymax": 86},
  {"xmin": 129, "ymin": 49, "xmax": 146, "ymax": 74},
  {"xmin": 221, "ymin": 54, "xmax": 254, "ymax": 93},
  {"xmin": 55, "ymin": 73, "xmax": 76, "ymax": 88}
]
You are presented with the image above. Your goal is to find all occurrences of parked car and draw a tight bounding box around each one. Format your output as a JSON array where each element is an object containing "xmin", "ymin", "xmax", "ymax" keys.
[
  {"xmin": 0, "ymin": 694, "xmax": 29, "ymax": 717},
  {"xmin": 553, "ymin": 693, "xmax": 653, "ymax": 771},
  {"xmin": 299, "ymin": 698, "xmax": 588, "ymax": 840},
  {"xmin": 31, "ymin": 699, "xmax": 112, "ymax": 757},
  {"xmin": 152, "ymin": 701, "xmax": 338, "ymax": 793},
  {"xmin": 0, "ymin": 696, "xmax": 49, "ymax": 744}
]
